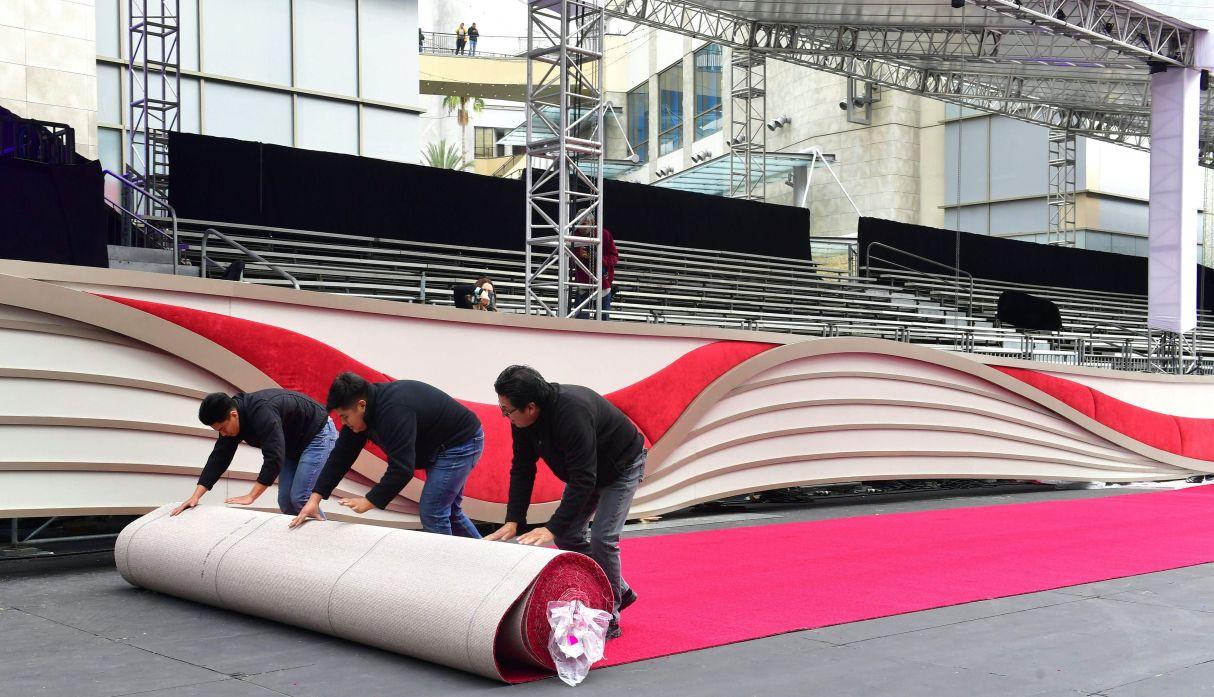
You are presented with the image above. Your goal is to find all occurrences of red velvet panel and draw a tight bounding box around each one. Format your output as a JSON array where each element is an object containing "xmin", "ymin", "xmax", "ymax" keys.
[
  {"xmin": 605, "ymin": 340, "xmax": 775, "ymax": 442},
  {"xmin": 98, "ymin": 295, "xmax": 776, "ymax": 502},
  {"xmin": 995, "ymin": 366, "xmax": 1213, "ymax": 461},
  {"xmin": 994, "ymin": 366, "xmax": 1096, "ymax": 418}
]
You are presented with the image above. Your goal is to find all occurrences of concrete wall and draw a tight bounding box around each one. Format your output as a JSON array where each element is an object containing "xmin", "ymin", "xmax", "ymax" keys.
[{"xmin": 0, "ymin": 0, "xmax": 98, "ymax": 160}]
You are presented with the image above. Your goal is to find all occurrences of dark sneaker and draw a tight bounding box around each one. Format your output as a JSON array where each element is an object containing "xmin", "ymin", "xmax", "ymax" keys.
[
  {"xmin": 606, "ymin": 621, "xmax": 622, "ymax": 640},
  {"xmin": 618, "ymin": 588, "xmax": 638, "ymax": 613}
]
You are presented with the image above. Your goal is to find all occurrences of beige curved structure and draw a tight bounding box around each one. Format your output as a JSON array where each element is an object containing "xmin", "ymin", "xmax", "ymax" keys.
[{"xmin": 1, "ymin": 259, "xmax": 1209, "ymax": 527}]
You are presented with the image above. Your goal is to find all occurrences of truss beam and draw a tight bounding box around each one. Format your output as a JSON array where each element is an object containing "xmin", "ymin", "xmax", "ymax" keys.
[
  {"xmin": 729, "ymin": 50, "xmax": 765, "ymax": 201},
  {"xmin": 127, "ymin": 0, "xmax": 180, "ymax": 218},
  {"xmin": 604, "ymin": 0, "xmax": 1214, "ymax": 165},
  {"xmin": 525, "ymin": 0, "xmax": 606, "ymax": 319},
  {"xmin": 1047, "ymin": 129, "xmax": 1078, "ymax": 247}
]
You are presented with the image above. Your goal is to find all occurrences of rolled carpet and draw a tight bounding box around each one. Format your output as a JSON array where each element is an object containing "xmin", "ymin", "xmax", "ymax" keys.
[{"xmin": 115, "ymin": 505, "xmax": 612, "ymax": 682}]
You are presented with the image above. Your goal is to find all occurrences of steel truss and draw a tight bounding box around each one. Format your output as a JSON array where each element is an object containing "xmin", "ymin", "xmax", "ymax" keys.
[
  {"xmin": 1047, "ymin": 129, "xmax": 1077, "ymax": 247},
  {"xmin": 603, "ymin": 0, "xmax": 1214, "ymax": 165},
  {"xmin": 127, "ymin": 0, "xmax": 180, "ymax": 218},
  {"xmin": 729, "ymin": 50, "xmax": 765, "ymax": 200},
  {"xmin": 525, "ymin": 0, "xmax": 606, "ymax": 319},
  {"xmin": 1148, "ymin": 329, "xmax": 1200, "ymax": 375}
]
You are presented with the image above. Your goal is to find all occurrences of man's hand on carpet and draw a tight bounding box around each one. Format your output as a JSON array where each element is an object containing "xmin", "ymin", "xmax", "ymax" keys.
[
  {"xmin": 516, "ymin": 526, "xmax": 554, "ymax": 546},
  {"xmin": 338, "ymin": 496, "xmax": 375, "ymax": 514},
  {"xmin": 171, "ymin": 497, "xmax": 201, "ymax": 516},
  {"xmin": 289, "ymin": 494, "xmax": 325, "ymax": 528},
  {"xmin": 484, "ymin": 522, "xmax": 518, "ymax": 542}
]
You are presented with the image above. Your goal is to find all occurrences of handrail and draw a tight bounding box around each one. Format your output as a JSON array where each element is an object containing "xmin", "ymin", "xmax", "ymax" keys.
[
  {"xmin": 200, "ymin": 227, "xmax": 300, "ymax": 290},
  {"xmin": 863, "ymin": 242, "xmax": 973, "ymax": 318},
  {"xmin": 103, "ymin": 169, "xmax": 179, "ymax": 276}
]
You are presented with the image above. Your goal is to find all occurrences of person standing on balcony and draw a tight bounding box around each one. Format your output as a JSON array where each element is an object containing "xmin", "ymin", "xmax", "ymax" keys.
[
  {"xmin": 172, "ymin": 390, "xmax": 337, "ymax": 517},
  {"xmin": 455, "ymin": 23, "xmax": 467, "ymax": 55},
  {"xmin": 467, "ymin": 23, "xmax": 480, "ymax": 56}
]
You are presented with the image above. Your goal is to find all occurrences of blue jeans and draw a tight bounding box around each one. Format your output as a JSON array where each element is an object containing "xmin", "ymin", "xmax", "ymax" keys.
[
  {"xmin": 277, "ymin": 420, "xmax": 337, "ymax": 515},
  {"xmin": 419, "ymin": 429, "xmax": 483, "ymax": 537},
  {"xmin": 574, "ymin": 287, "xmax": 612, "ymax": 320}
]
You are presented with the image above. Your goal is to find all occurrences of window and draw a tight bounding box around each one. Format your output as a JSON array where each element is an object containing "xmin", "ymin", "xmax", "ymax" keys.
[
  {"xmin": 658, "ymin": 62, "xmax": 683, "ymax": 156},
  {"xmin": 626, "ymin": 83, "xmax": 649, "ymax": 163},
  {"xmin": 693, "ymin": 44, "xmax": 723, "ymax": 140},
  {"xmin": 475, "ymin": 127, "xmax": 498, "ymax": 159}
]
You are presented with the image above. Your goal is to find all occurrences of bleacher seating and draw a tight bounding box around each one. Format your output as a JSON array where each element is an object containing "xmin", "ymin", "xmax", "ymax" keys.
[{"xmin": 164, "ymin": 218, "xmax": 1214, "ymax": 373}]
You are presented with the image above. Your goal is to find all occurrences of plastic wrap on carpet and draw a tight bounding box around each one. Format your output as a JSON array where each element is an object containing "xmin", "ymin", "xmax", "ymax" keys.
[{"xmin": 115, "ymin": 505, "xmax": 612, "ymax": 682}]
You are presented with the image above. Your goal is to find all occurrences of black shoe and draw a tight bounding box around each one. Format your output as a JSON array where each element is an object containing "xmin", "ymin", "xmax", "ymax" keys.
[
  {"xmin": 606, "ymin": 621, "xmax": 622, "ymax": 640},
  {"xmin": 618, "ymin": 588, "xmax": 638, "ymax": 613}
]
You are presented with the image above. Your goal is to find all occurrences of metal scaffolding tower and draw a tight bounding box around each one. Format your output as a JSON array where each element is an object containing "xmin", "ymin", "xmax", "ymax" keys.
[
  {"xmin": 1046, "ymin": 128, "xmax": 1077, "ymax": 247},
  {"xmin": 524, "ymin": 0, "xmax": 606, "ymax": 319},
  {"xmin": 729, "ymin": 49, "xmax": 765, "ymax": 201},
  {"xmin": 127, "ymin": 0, "xmax": 180, "ymax": 218}
]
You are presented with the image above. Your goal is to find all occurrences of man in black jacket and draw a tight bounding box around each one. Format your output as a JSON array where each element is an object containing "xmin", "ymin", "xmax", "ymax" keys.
[
  {"xmin": 485, "ymin": 365, "xmax": 645, "ymax": 639},
  {"xmin": 290, "ymin": 372, "xmax": 484, "ymax": 537},
  {"xmin": 172, "ymin": 389, "xmax": 337, "ymax": 516}
]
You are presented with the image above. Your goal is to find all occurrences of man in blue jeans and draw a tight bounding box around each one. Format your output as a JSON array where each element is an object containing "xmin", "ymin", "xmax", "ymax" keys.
[
  {"xmin": 172, "ymin": 389, "xmax": 337, "ymax": 516},
  {"xmin": 291, "ymin": 372, "xmax": 483, "ymax": 537}
]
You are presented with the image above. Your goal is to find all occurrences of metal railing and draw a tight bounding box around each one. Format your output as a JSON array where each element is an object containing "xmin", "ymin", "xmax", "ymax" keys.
[
  {"xmin": 864, "ymin": 242, "xmax": 973, "ymax": 318},
  {"xmin": 0, "ymin": 116, "xmax": 75, "ymax": 164},
  {"xmin": 103, "ymin": 169, "xmax": 179, "ymax": 275},
  {"xmin": 419, "ymin": 30, "xmax": 526, "ymax": 58},
  {"xmin": 200, "ymin": 228, "xmax": 300, "ymax": 289}
]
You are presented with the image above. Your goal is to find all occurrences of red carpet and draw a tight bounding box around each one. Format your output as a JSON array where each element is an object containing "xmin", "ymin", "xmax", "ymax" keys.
[{"xmin": 600, "ymin": 486, "xmax": 1214, "ymax": 668}]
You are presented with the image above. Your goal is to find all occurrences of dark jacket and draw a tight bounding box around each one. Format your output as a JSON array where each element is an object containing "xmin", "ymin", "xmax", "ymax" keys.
[
  {"xmin": 198, "ymin": 389, "xmax": 329, "ymax": 490},
  {"xmin": 313, "ymin": 380, "xmax": 482, "ymax": 509},
  {"xmin": 573, "ymin": 227, "xmax": 618, "ymax": 290},
  {"xmin": 505, "ymin": 383, "xmax": 643, "ymax": 535}
]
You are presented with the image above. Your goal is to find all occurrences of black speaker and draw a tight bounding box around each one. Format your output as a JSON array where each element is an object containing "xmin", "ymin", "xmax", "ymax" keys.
[{"xmin": 997, "ymin": 289, "xmax": 1062, "ymax": 332}]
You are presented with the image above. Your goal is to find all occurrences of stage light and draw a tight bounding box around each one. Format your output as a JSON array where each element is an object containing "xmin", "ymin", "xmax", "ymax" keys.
[
  {"xmin": 628, "ymin": 153, "xmax": 641, "ymax": 164},
  {"xmin": 766, "ymin": 116, "xmax": 791, "ymax": 131}
]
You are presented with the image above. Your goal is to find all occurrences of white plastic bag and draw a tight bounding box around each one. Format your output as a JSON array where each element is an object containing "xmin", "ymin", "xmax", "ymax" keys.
[{"xmin": 546, "ymin": 599, "xmax": 612, "ymax": 686}]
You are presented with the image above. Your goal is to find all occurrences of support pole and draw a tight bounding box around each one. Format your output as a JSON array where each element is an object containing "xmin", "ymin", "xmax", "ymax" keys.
[
  {"xmin": 728, "ymin": 49, "xmax": 765, "ymax": 201},
  {"xmin": 127, "ymin": 0, "xmax": 180, "ymax": 219},
  {"xmin": 1146, "ymin": 62, "xmax": 1201, "ymax": 373},
  {"xmin": 524, "ymin": 0, "xmax": 605, "ymax": 319}
]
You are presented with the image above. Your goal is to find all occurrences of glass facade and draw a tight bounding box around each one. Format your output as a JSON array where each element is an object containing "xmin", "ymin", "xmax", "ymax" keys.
[
  {"xmin": 693, "ymin": 44, "xmax": 722, "ymax": 140},
  {"xmin": 94, "ymin": 0, "xmax": 421, "ymax": 174},
  {"xmin": 658, "ymin": 63, "xmax": 682, "ymax": 156},
  {"xmin": 627, "ymin": 82, "xmax": 649, "ymax": 163}
]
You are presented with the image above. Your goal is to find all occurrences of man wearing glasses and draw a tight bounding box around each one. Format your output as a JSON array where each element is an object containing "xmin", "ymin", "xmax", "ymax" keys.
[
  {"xmin": 290, "ymin": 372, "xmax": 483, "ymax": 537},
  {"xmin": 485, "ymin": 365, "xmax": 645, "ymax": 639}
]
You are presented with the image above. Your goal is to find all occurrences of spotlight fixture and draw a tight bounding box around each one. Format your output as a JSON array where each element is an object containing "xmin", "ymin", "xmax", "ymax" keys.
[
  {"xmin": 654, "ymin": 166, "xmax": 675, "ymax": 177},
  {"xmin": 690, "ymin": 150, "xmax": 713, "ymax": 163},
  {"xmin": 627, "ymin": 153, "xmax": 641, "ymax": 164},
  {"xmin": 766, "ymin": 115, "xmax": 792, "ymax": 131}
]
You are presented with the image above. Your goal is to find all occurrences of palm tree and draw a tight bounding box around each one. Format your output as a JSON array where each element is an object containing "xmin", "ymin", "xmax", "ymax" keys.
[
  {"xmin": 422, "ymin": 140, "xmax": 471, "ymax": 171},
  {"xmin": 442, "ymin": 95, "xmax": 486, "ymax": 164}
]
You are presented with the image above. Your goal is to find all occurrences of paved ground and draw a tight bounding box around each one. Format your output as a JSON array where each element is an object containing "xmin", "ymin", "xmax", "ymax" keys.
[{"xmin": 4, "ymin": 485, "xmax": 1214, "ymax": 697}]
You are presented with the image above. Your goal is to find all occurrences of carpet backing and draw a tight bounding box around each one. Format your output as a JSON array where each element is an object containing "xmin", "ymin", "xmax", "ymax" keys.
[{"xmin": 115, "ymin": 505, "xmax": 611, "ymax": 681}]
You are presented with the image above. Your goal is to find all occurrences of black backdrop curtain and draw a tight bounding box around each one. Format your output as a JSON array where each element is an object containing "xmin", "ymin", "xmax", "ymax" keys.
[
  {"xmin": 857, "ymin": 217, "xmax": 1214, "ymax": 312},
  {"xmin": 167, "ymin": 132, "xmax": 811, "ymax": 259},
  {"xmin": 0, "ymin": 157, "xmax": 107, "ymax": 268}
]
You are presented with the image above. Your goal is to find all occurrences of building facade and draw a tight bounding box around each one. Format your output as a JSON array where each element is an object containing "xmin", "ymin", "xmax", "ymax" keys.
[{"xmin": 2, "ymin": 0, "xmax": 422, "ymax": 174}]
